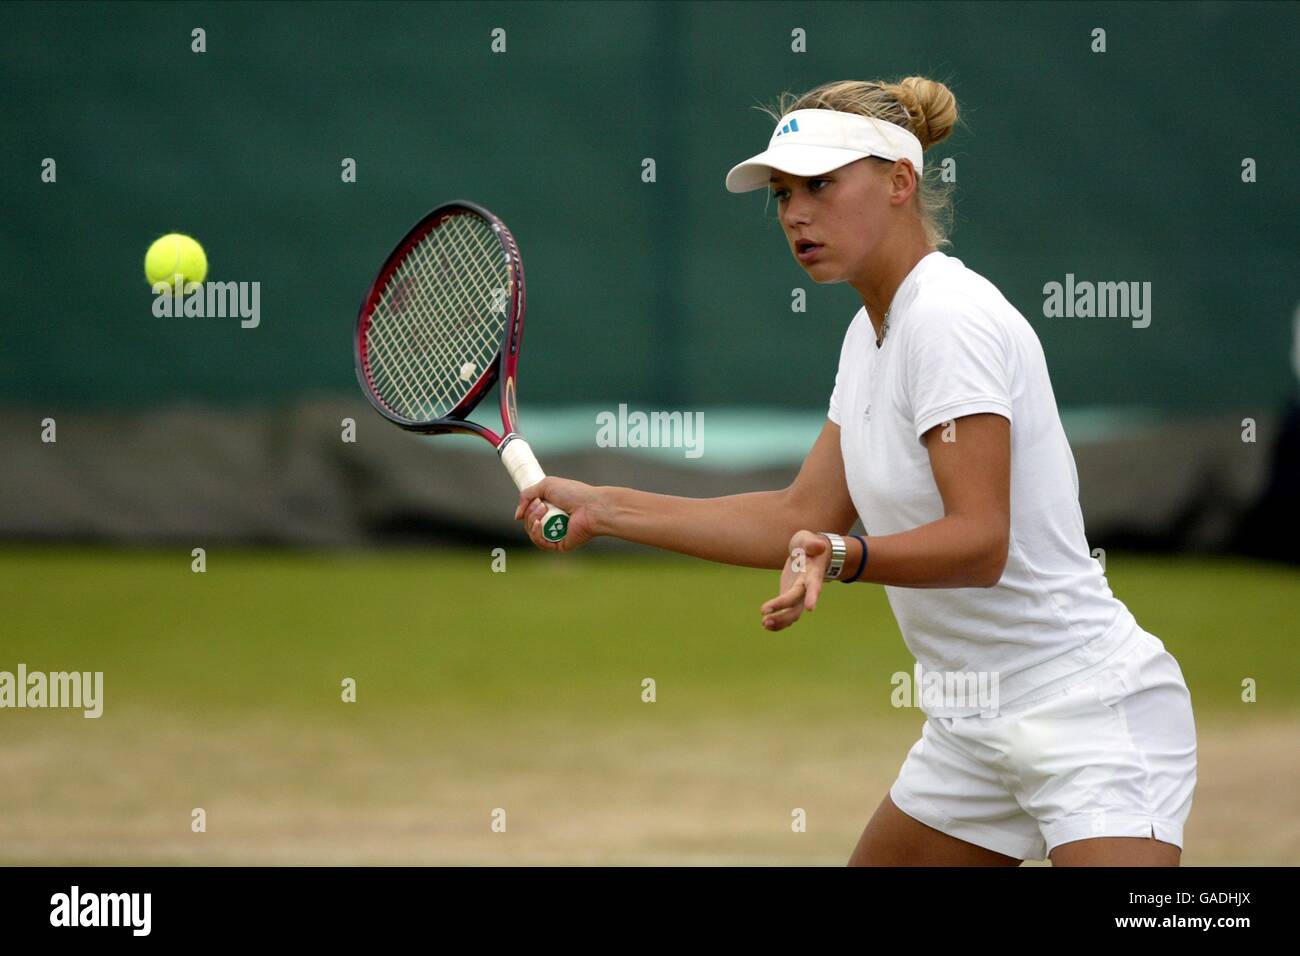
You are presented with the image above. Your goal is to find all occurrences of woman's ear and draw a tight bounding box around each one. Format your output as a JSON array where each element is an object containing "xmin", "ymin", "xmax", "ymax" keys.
[{"xmin": 889, "ymin": 160, "xmax": 919, "ymax": 205}]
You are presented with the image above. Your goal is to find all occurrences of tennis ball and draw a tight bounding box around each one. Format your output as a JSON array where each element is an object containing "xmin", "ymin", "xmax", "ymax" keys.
[{"xmin": 145, "ymin": 233, "xmax": 207, "ymax": 290}]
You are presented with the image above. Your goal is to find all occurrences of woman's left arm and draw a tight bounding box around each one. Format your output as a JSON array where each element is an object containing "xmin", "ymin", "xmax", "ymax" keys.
[
  {"xmin": 849, "ymin": 412, "xmax": 1010, "ymax": 588},
  {"xmin": 760, "ymin": 412, "xmax": 1009, "ymax": 630}
]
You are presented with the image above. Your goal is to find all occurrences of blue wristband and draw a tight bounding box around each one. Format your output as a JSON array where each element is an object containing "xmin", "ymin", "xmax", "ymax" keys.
[{"xmin": 840, "ymin": 534, "xmax": 868, "ymax": 583}]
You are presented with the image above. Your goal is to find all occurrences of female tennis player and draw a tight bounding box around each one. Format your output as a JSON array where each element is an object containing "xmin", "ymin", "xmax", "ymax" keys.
[{"xmin": 513, "ymin": 77, "xmax": 1197, "ymax": 867}]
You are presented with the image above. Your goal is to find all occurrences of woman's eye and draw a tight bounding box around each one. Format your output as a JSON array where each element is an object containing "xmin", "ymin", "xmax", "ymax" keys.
[{"xmin": 771, "ymin": 180, "xmax": 828, "ymax": 201}]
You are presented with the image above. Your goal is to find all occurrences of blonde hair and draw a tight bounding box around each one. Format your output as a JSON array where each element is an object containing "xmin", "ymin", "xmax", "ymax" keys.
[{"xmin": 758, "ymin": 77, "xmax": 961, "ymax": 248}]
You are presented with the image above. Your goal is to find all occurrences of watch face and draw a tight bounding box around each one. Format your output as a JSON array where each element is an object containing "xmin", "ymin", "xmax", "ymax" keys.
[{"xmin": 820, "ymin": 532, "xmax": 847, "ymax": 580}]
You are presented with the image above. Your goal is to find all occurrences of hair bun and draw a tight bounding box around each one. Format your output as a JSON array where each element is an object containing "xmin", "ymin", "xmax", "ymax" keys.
[{"xmin": 890, "ymin": 77, "xmax": 957, "ymax": 151}]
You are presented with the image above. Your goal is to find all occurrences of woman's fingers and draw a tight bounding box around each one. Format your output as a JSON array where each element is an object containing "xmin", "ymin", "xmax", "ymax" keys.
[
  {"xmin": 515, "ymin": 485, "xmax": 562, "ymax": 550},
  {"xmin": 760, "ymin": 580, "xmax": 806, "ymax": 630},
  {"xmin": 760, "ymin": 581, "xmax": 802, "ymax": 616},
  {"xmin": 515, "ymin": 480, "xmax": 547, "ymax": 520},
  {"xmin": 763, "ymin": 610, "xmax": 794, "ymax": 631},
  {"xmin": 787, "ymin": 533, "xmax": 830, "ymax": 611},
  {"xmin": 803, "ymin": 574, "xmax": 823, "ymax": 612},
  {"xmin": 529, "ymin": 503, "xmax": 561, "ymax": 546},
  {"xmin": 762, "ymin": 603, "xmax": 802, "ymax": 631},
  {"xmin": 757, "ymin": 531, "xmax": 840, "ymax": 631},
  {"xmin": 521, "ymin": 505, "xmax": 553, "ymax": 550}
]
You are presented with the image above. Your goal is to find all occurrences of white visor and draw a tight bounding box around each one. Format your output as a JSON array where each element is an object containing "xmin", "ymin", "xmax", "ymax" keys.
[{"xmin": 725, "ymin": 108, "xmax": 924, "ymax": 193}]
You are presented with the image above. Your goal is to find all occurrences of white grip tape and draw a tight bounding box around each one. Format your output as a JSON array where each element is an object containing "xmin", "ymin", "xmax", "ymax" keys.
[
  {"xmin": 500, "ymin": 437, "xmax": 546, "ymax": 491},
  {"xmin": 500, "ymin": 436, "xmax": 570, "ymax": 541}
]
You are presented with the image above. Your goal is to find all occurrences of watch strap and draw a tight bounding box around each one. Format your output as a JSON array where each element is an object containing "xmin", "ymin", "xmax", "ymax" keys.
[{"xmin": 841, "ymin": 533, "xmax": 868, "ymax": 583}]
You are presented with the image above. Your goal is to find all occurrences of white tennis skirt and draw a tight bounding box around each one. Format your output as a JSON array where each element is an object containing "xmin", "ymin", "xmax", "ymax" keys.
[{"xmin": 889, "ymin": 625, "xmax": 1198, "ymax": 861}]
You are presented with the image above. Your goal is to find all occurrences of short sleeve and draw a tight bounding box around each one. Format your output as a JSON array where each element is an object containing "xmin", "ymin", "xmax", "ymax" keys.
[
  {"xmin": 905, "ymin": 304, "xmax": 1013, "ymax": 442},
  {"xmin": 827, "ymin": 365, "xmax": 843, "ymax": 424}
]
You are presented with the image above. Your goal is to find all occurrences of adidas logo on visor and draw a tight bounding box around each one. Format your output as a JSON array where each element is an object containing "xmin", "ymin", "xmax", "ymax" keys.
[{"xmin": 775, "ymin": 118, "xmax": 800, "ymax": 136}]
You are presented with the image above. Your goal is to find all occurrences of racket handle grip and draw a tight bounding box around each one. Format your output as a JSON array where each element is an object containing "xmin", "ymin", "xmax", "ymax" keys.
[{"xmin": 499, "ymin": 436, "xmax": 570, "ymax": 542}]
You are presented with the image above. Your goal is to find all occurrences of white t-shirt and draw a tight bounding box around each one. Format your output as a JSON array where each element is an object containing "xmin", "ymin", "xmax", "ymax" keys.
[{"xmin": 828, "ymin": 250, "xmax": 1138, "ymax": 716}]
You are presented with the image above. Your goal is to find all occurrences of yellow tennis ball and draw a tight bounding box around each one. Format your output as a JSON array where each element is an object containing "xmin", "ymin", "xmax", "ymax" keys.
[{"xmin": 145, "ymin": 233, "xmax": 207, "ymax": 290}]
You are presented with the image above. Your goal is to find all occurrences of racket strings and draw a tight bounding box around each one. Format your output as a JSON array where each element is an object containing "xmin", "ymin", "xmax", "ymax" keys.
[
  {"xmin": 409, "ymin": 229, "xmax": 504, "ymax": 379},
  {"xmin": 372, "ymin": 245, "xmax": 464, "ymax": 409},
  {"xmin": 365, "ymin": 212, "xmax": 511, "ymax": 421},
  {"xmin": 369, "ymin": 219, "xmax": 496, "ymax": 416}
]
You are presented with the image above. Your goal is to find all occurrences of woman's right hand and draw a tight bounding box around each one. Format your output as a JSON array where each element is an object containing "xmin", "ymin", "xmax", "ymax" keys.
[{"xmin": 514, "ymin": 477, "xmax": 605, "ymax": 552}]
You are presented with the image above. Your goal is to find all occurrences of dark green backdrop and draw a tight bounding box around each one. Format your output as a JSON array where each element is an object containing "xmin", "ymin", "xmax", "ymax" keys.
[{"xmin": 3, "ymin": 1, "xmax": 1296, "ymax": 410}]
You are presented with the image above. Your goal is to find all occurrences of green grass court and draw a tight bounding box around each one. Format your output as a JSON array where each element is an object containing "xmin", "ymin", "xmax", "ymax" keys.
[{"xmin": 2, "ymin": 549, "xmax": 1296, "ymax": 864}]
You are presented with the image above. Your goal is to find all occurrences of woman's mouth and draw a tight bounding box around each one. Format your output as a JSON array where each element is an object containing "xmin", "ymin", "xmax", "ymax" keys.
[{"xmin": 796, "ymin": 241, "xmax": 824, "ymax": 263}]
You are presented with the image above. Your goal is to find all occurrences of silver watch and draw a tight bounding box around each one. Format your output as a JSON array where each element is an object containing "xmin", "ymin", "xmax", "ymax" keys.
[{"xmin": 820, "ymin": 532, "xmax": 848, "ymax": 580}]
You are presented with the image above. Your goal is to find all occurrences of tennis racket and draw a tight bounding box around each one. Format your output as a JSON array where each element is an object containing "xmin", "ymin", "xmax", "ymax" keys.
[{"xmin": 353, "ymin": 199, "xmax": 569, "ymax": 542}]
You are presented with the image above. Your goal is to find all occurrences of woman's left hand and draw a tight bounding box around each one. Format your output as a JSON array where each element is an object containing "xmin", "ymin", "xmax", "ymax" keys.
[{"xmin": 760, "ymin": 530, "xmax": 831, "ymax": 631}]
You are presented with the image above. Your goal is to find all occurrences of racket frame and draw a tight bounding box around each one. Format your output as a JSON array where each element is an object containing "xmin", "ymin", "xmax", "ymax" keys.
[
  {"xmin": 353, "ymin": 199, "xmax": 569, "ymax": 542},
  {"xmin": 353, "ymin": 198, "xmax": 525, "ymax": 446}
]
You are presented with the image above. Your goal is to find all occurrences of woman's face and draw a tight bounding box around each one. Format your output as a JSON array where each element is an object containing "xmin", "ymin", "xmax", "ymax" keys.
[{"xmin": 770, "ymin": 157, "xmax": 903, "ymax": 283}]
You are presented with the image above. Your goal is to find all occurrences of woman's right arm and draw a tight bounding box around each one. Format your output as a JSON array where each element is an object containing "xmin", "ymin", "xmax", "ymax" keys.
[{"xmin": 514, "ymin": 419, "xmax": 858, "ymax": 570}]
